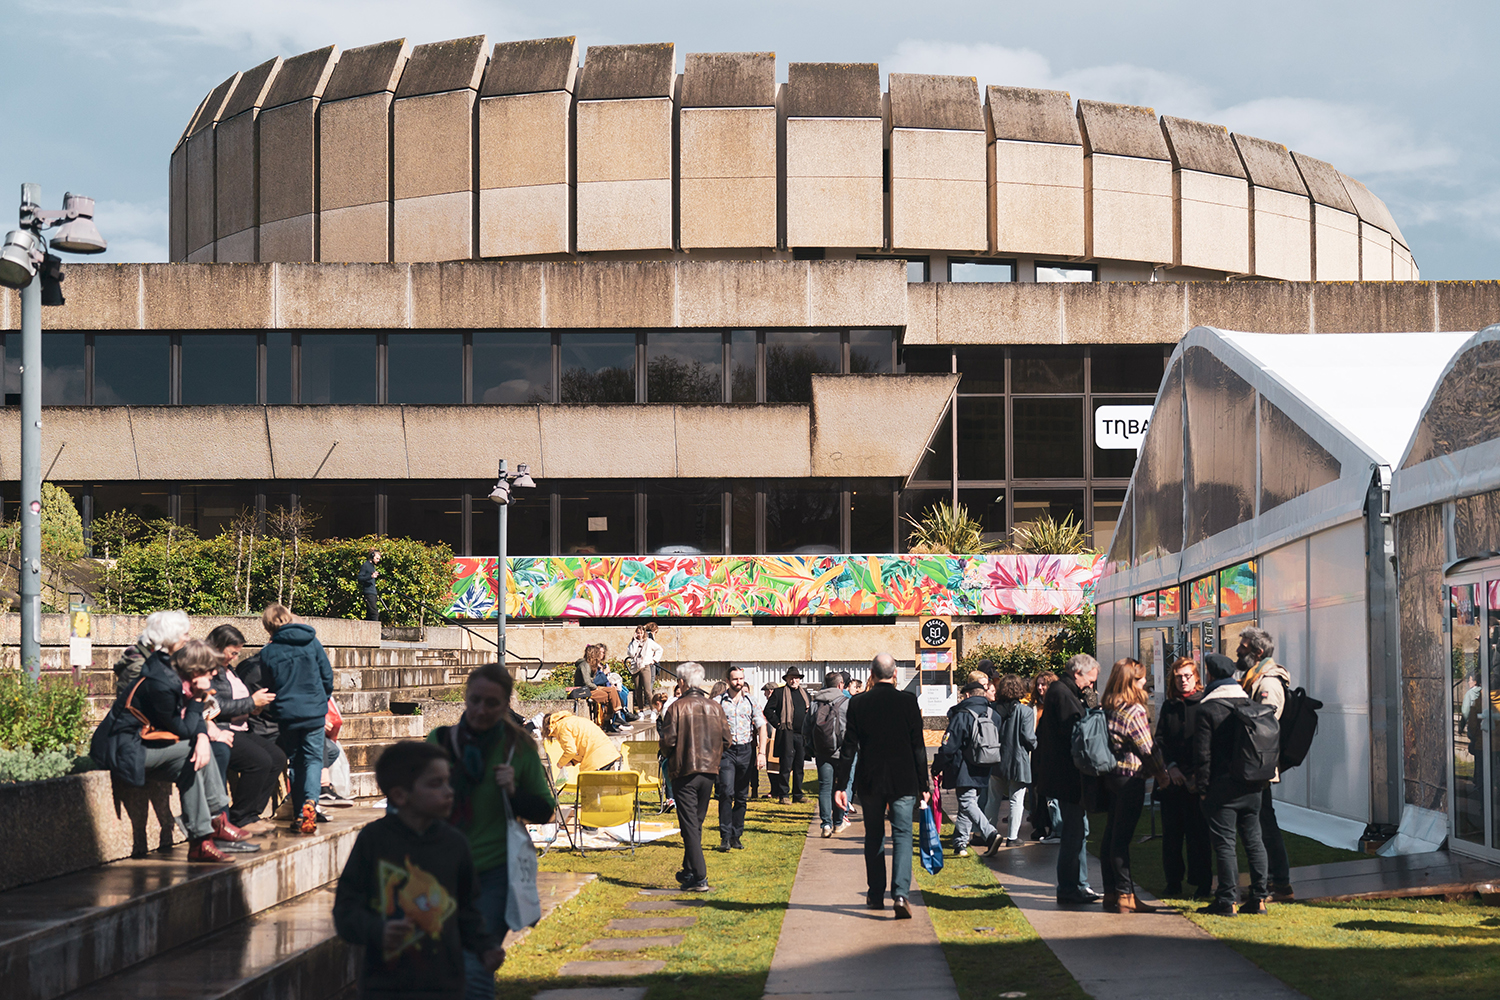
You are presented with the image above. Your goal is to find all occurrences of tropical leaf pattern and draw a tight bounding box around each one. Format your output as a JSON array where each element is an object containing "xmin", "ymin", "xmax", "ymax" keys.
[{"xmin": 446, "ymin": 553, "xmax": 1102, "ymax": 619}]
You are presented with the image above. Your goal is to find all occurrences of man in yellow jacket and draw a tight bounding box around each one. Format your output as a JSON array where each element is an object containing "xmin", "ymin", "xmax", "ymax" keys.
[{"xmin": 543, "ymin": 711, "xmax": 622, "ymax": 773}]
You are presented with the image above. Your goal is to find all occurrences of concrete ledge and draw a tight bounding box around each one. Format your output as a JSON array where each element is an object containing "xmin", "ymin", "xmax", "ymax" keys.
[{"xmin": 0, "ymin": 612, "xmax": 382, "ymax": 649}]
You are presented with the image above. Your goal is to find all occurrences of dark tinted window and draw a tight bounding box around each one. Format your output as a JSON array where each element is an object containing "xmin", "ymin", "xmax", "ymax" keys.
[
  {"xmin": 1092, "ymin": 488, "xmax": 1127, "ymax": 553},
  {"xmin": 560, "ymin": 333, "xmax": 635, "ymax": 404},
  {"xmin": 558, "ymin": 484, "xmax": 635, "ymax": 554},
  {"xmin": 899, "ymin": 488, "xmax": 949, "ymax": 552},
  {"xmin": 93, "ymin": 482, "xmax": 170, "ymax": 524},
  {"xmin": 41, "ymin": 332, "xmax": 86, "ymax": 404},
  {"xmin": 180, "ymin": 482, "xmax": 255, "ymax": 537},
  {"xmin": 646, "ymin": 481, "xmax": 723, "ymax": 553},
  {"xmin": 388, "ymin": 334, "xmax": 462, "ymax": 404},
  {"xmin": 850, "ymin": 479, "xmax": 895, "ymax": 553},
  {"xmin": 913, "ymin": 407, "xmax": 952, "ymax": 482},
  {"xmin": 957, "ymin": 488, "xmax": 1007, "ymax": 545},
  {"xmin": 472, "ymin": 481, "xmax": 549, "ymax": 556},
  {"xmin": 766, "ymin": 331, "xmax": 840, "ymax": 403},
  {"xmin": 954, "ymin": 347, "xmax": 1003, "ymax": 393},
  {"xmin": 1092, "ymin": 346, "xmax": 1166, "ymax": 394},
  {"xmin": 181, "ymin": 334, "xmax": 256, "ymax": 405},
  {"xmin": 850, "ymin": 330, "xmax": 894, "ymax": 373},
  {"xmin": 266, "ymin": 332, "xmax": 292, "ymax": 404},
  {"xmin": 295, "ymin": 480, "xmax": 377, "ymax": 538},
  {"xmin": 474, "ymin": 332, "xmax": 551, "ymax": 404},
  {"xmin": 1011, "ymin": 347, "xmax": 1083, "ymax": 393},
  {"xmin": 730, "ymin": 330, "xmax": 757, "ymax": 403},
  {"xmin": 731, "ymin": 481, "xmax": 757, "ymax": 552},
  {"xmin": 1013, "ymin": 489, "xmax": 1085, "ymax": 534},
  {"xmin": 647, "ymin": 332, "xmax": 722, "ymax": 403},
  {"xmin": 957, "ymin": 397, "xmax": 1005, "ymax": 480},
  {"xmin": 1012, "ymin": 399, "xmax": 1083, "ymax": 478},
  {"xmin": 94, "ymin": 334, "xmax": 168, "ymax": 404},
  {"xmin": 385, "ymin": 481, "xmax": 463, "ymax": 548},
  {"xmin": 2, "ymin": 334, "xmax": 18, "ymax": 402},
  {"xmin": 301, "ymin": 334, "xmax": 377, "ymax": 404},
  {"xmin": 766, "ymin": 482, "xmax": 840, "ymax": 553}
]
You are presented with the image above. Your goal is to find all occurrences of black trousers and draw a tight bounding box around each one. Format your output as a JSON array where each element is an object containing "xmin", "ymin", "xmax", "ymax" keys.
[
  {"xmin": 717, "ymin": 742, "xmax": 754, "ymax": 845},
  {"xmin": 227, "ymin": 730, "xmax": 289, "ymax": 827},
  {"xmin": 777, "ymin": 731, "xmax": 805, "ymax": 799},
  {"xmin": 1159, "ymin": 783, "xmax": 1211, "ymax": 891},
  {"xmin": 1204, "ymin": 786, "xmax": 1269, "ymax": 904},
  {"xmin": 1260, "ymin": 785, "xmax": 1291, "ymax": 886},
  {"xmin": 363, "ymin": 591, "xmax": 379, "ymax": 621},
  {"xmin": 1099, "ymin": 773, "xmax": 1146, "ymax": 895},
  {"xmin": 673, "ymin": 773, "xmax": 715, "ymax": 883}
]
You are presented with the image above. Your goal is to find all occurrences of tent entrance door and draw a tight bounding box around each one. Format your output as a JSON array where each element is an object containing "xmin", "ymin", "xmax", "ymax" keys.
[{"xmin": 1446, "ymin": 571, "xmax": 1500, "ymax": 861}]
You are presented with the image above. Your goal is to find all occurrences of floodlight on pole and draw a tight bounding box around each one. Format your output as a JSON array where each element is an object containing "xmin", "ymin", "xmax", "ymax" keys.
[
  {"xmin": 0, "ymin": 229, "xmax": 42, "ymax": 288},
  {"xmin": 489, "ymin": 459, "xmax": 536, "ymax": 665}
]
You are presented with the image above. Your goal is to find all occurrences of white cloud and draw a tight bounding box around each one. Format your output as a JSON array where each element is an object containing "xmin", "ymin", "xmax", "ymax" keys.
[{"xmin": 90, "ymin": 198, "xmax": 169, "ymax": 263}]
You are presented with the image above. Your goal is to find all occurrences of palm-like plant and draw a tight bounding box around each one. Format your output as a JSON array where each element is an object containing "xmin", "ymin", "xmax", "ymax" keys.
[
  {"xmin": 1010, "ymin": 513, "xmax": 1095, "ymax": 555},
  {"xmin": 904, "ymin": 501, "xmax": 999, "ymax": 554}
]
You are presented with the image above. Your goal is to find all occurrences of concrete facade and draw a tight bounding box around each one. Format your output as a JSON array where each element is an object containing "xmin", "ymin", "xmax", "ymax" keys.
[
  {"xmin": 784, "ymin": 63, "xmax": 883, "ymax": 249},
  {"xmin": 888, "ymin": 74, "xmax": 987, "ymax": 252},
  {"xmin": 1160, "ymin": 116, "xmax": 1249, "ymax": 274},
  {"xmin": 679, "ymin": 52, "xmax": 778, "ymax": 249},
  {"xmin": 1233, "ymin": 132, "xmax": 1312, "ymax": 281},
  {"xmin": 986, "ymin": 86, "xmax": 1084, "ymax": 259},
  {"xmin": 1078, "ymin": 101, "xmax": 1174, "ymax": 265},
  {"xmin": 1293, "ymin": 151, "xmax": 1361, "ymax": 281}
]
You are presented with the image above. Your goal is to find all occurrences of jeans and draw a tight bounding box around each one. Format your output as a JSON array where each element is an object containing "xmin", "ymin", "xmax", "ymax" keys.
[
  {"xmin": 1260, "ymin": 785, "xmax": 1291, "ymax": 886},
  {"xmin": 1100, "ymin": 774, "xmax": 1146, "ymax": 895},
  {"xmin": 1204, "ymin": 786, "xmax": 1269, "ymax": 905},
  {"xmin": 277, "ymin": 724, "xmax": 324, "ymax": 820},
  {"xmin": 673, "ymin": 773, "xmax": 715, "ymax": 883},
  {"xmin": 1056, "ymin": 799, "xmax": 1092, "ymax": 895},
  {"xmin": 816, "ymin": 758, "xmax": 847, "ymax": 829},
  {"xmin": 463, "ymin": 865, "xmax": 509, "ymax": 1000},
  {"xmin": 953, "ymin": 786, "xmax": 996, "ymax": 846},
  {"xmin": 717, "ymin": 743, "xmax": 755, "ymax": 845},
  {"xmin": 777, "ymin": 732, "xmax": 806, "ymax": 799},
  {"xmin": 1159, "ymin": 783, "xmax": 1211, "ymax": 891},
  {"xmin": 987, "ymin": 775, "xmax": 1030, "ymax": 841},
  {"xmin": 859, "ymin": 791, "xmax": 915, "ymax": 901},
  {"xmin": 143, "ymin": 739, "xmax": 230, "ymax": 839},
  {"xmin": 226, "ymin": 730, "xmax": 288, "ymax": 827}
]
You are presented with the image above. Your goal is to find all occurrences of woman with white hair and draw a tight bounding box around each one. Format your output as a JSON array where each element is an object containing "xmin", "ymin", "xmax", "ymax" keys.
[{"xmin": 112, "ymin": 609, "xmax": 193, "ymax": 698}]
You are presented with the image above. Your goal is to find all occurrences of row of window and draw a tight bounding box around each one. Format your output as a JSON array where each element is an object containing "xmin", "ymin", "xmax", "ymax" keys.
[
  {"xmin": 0, "ymin": 329, "xmax": 895, "ymax": 408},
  {"xmin": 858, "ymin": 255, "xmax": 1096, "ymax": 284}
]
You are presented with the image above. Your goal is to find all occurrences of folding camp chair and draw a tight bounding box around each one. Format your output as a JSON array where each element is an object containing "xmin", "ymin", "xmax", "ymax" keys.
[
  {"xmin": 539, "ymin": 739, "xmax": 578, "ymax": 853},
  {"xmin": 573, "ymin": 770, "xmax": 641, "ymax": 856},
  {"xmin": 618, "ymin": 739, "xmax": 663, "ymax": 808}
]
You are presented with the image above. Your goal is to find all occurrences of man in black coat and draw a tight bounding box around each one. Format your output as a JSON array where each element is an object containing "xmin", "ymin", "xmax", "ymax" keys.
[
  {"xmin": 1033, "ymin": 653, "xmax": 1103, "ymax": 905},
  {"xmin": 1190, "ymin": 652, "xmax": 1271, "ymax": 916},
  {"xmin": 357, "ymin": 549, "xmax": 381, "ymax": 621},
  {"xmin": 763, "ymin": 667, "xmax": 811, "ymax": 804},
  {"xmin": 834, "ymin": 653, "xmax": 928, "ymax": 919}
]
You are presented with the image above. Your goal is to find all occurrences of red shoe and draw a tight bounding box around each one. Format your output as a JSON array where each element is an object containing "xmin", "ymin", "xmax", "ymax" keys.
[
  {"xmin": 187, "ymin": 837, "xmax": 232, "ymax": 863},
  {"xmin": 298, "ymin": 802, "xmax": 318, "ymax": 834},
  {"xmin": 211, "ymin": 813, "xmax": 251, "ymax": 842}
]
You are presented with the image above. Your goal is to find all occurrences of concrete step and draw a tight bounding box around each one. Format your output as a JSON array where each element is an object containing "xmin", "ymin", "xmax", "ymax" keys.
[
  {"xmin": 333, "ymin": 666, "xmax": 454, "ymax": 691},
  {"xmin": 336, "ymin": 713, "xmax": 424, "ymax": 740},
  {"xmin": 333, "ymin": 689, "xmax": 390, "ymax": 715},
  {"xmin": 0, "ymin": 806, "xmax": 378, "ymax": 1000},
  {"xmin": 59, "ymin": 885, "xmax": 355, "ymax": 1000},
  {"xmin": 339, "ymin": 739, "xmax": 400, "ymax": 769},
  {"xmin": 348, "ymin": 770, "xmax": 381, "ymax": 799},
  {"xmin": 388, "ymin": 685, "xmax": 466, "ymax": 703}
]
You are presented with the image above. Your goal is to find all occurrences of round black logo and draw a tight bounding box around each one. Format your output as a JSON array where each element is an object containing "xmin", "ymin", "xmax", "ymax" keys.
[{"xmin": 920, "ymin": 618, "xmax": 950, "ymax": 647}]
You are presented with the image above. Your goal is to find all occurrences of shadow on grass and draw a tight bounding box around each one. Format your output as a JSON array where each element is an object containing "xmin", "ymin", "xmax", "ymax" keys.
[
  {"xmin": 496, "ymin": 970, "xmax": 772, "ymax": 1000},
  {"xmin": 1333, "ymin": 919, "xmax": 1500, "ymax": 938}
]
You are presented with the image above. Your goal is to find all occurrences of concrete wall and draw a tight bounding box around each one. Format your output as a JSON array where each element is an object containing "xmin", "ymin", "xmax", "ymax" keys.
[
  {"xmin": 679, "ymin": 51, "xmax": 777, "ymax": 249},
  {"xmin": 318, "ymin": 39, "xmax": 410, "ymax": 263},
  {"xmin": 784, "ymin": 62, "xmax": 884, "ymax": 248},
  {"xmin": 1078, "ymin": 100, "xmax": 1173, "ymax": 264},
  {"xmin": 987, "ymin": 86, "xmax": 1084, "ymax": 258},
  {"xmin": 1293, "ymin": 152, "xmax": 1361, "ymax": 281},
  {"xmin": 258, "ymin": 46, "xmax": 338, "ymax": 262},
  {"xmin": 888, "ymin": 73, "xmax": 986, "ymax": 252},
  {"xmin": 1160, "ymin": 116, "xmax": 1248, "ymax": 274},
  {"xmin": 1233, "ymin": 133, "xmax": 1311, "ymax": 281}
]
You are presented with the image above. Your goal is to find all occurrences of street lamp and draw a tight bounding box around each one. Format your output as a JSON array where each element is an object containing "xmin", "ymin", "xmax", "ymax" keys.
[
  {"xmin": 488, "ymin": 460, "xmax": 535, "ymax": 664},
  {"xmin": 0, "ymin": 184, "xmax": 107, "ymax": 678}
]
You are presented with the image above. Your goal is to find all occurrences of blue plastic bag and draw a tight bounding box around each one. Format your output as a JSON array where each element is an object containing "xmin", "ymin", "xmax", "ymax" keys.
[{"xmin": 918, "ymin": 801, "xmax": 944, "ymax": 875}]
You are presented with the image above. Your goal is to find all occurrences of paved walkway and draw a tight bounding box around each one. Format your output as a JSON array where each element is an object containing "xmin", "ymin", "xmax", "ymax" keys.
[
  {"xmin": 986, "ymin": 843, "xmax": 1306, "ymax": 1000},
  {"xmin": 762, "ymin": 817, "xmax": 959, "ymax": 1000}
]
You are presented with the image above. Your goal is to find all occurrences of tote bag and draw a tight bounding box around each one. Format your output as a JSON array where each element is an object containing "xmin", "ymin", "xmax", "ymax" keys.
[
  {"xmin": 918, "ymin": 801, "xmax": 945, "ymax": 875},
  {"xmin": 502, "ymin": 743, "xmax": 543, "ymax": 930}
]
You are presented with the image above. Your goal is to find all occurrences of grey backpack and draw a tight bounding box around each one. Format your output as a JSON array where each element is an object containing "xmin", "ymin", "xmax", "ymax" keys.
[
  {"xmin": 963, "ymin": 707, "xmax": 1004, "ymax": 767},
  {"xmin": 1070, "ymin": 707, "xmax": 1116, "ymax": 776}
]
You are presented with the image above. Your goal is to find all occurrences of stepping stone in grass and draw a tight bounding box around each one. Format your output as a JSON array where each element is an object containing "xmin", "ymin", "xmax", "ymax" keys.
[
  {"xmin": 584, "ymin": 935, "xmax": 685, "ymax": 951},
  {"xmin": 626, "ymin": 899, "xmax": 703, "ymax": 911},
  {"xmin": 606, "ymin": 916, "xmax": 696, "ymax": 931},
  {"xmin": 638, "ymin": 888, "xmax": 689, "ymax": 896},
  {"xmin": 558, "ymin": 960, "xmax": 666, "ymax": 977}
]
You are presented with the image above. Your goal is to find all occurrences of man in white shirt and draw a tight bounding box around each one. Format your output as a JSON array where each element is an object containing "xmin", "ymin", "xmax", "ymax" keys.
[{"xmin": 715, "ymin": 666, "xmax": 766, "ymax": 851}]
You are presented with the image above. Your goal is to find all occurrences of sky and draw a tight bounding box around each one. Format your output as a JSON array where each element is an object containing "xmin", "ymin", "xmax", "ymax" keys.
[{"xmin": 1, "ymin": 0, "xmax": 1495, "ymax": 278}]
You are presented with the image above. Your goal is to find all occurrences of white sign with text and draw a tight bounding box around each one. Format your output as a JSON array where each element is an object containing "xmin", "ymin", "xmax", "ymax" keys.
[{"xmin": 1095, "ymin": 405, "xmax": 1155, "ymax": 451}]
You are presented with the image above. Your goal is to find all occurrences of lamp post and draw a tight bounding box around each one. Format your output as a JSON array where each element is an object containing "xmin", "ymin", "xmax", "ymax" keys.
[
  {"xmin": 487, "ymin": 460, "xmax": 535, "ymax": 664},
  {"xmin": 1, "ymin": 185, "xmax": 107, "ymax": 678}
]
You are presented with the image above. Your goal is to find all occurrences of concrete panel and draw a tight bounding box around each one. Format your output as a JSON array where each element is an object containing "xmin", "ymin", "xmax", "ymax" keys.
[
  {"xmin": 169, "ymin": 146, "xmax": 187, "ymax": 261},
  {"xmin": 808, "ymin": 623, "xmax": 916, "ymax": 662},
  {"xmin": 319, "ymin": 202, "xmax": 390, "ymax": 264},
  {"xmin": 889, "ymin": 73, "xmax": 982, "ymax": 131},
  {"xmin": 131, "ymin": 406, "xmax": 273, "ymax": 479},
  {"xmin": 1291, "ymin": 152, "xmax": 1357, "ymax": 214},
  {"xmin": 1077, "ymin": 100, "xmax": 1169, "ymax": 160},
  {"xmin": 481, "ymin": 36, "xmax": 578, "ymax": 97},
  {"xmin": 935, "ymin": 283, "xmax": 1060, "ymax": 344},
  {"xmin": 905, "ymin": 283, "xmax": 937, "ymax": 345},
  {"xmin": 140, "ymin": 264, "xmax": 274, "ymax": 329},
  {"xmin": 319, "ymin": 92, "xmax": 393, "ymax": 213},
  {"xmin": 185, "ymin": 128, "xmax": 216, "ymax": 257},
  {"xmin": 274, "ymin": 262, "xmax": 409, "ymax": 328},
  {"xmin": 1232, "ymin": 133, "xmax": 1306, "ymax": 197},
  {"xmin": 1248, "ymin": 185, "xmax": 1311, "ymax": 281},
  {"xmin": 576, "ymin": 43, "xmax": 674, "ymax": 101},
  {"xmin": 1312, "ymin": 205, "xmax": 1360, "ymax": 281},
  {"xmin": 214, "ymin": 227, "xmax": 257, "ymax": 263},
  {"xmin": 1310, "ymin": 281, "xmax": 1435, "ymax": 333},
  {"xmin": 409, "ymin": 261, "xmax": 544, "ymax": 328},
  {"xmin": 785, "ymin": 63, "xmax": 881, "ymax": 119},
  {"xmin": 539, "ymin": 407, "xmax": 678, "ymax": 477},
  {"xmin": 32, "ymin": 407, "xmax": 140, "ymax": 480},
  {"xmin": 1085, "ymin": 153, "xmax": 1173, "ymax": 263},
  {"xmin": 259, "ymin": 213, "xmax": 315, "ymax": 262},
  {"xmin": 1159, "ymin": 116, "xmax": 1244, "ymax": 179},
  {"xmin": 479, "ymin": 184, "xmax": 571, "ymax": 258},
  {"xmin": 1061, "ymin": 281, "xmax": 1186, "ymax": 344},
  {"xmin": 576, "ymin": 98, "xmax": 673, "ymax": 252},
  {"xmin": 679, "ymin": 106, "xmax": 777, "ymax": 249},
  {"xmin": 1391, "ymin": 244, "xmax": 1414, "ymax": 281},
  {"xmin": 258, "ymin": 99, "xmax": 317, "ymax": 228},
  {"xmin": 681, "ymin": 51, "xmax": 775, "ymax": 108},
  {"xmin": 810, "ymin": 373, "xmax": 958, "ymax": 477},
  {"xmin": 221, "ymin": 55, "xmax": 281, "ymax": 122},
  {"xmin": 785, "ymin": 117, "xmax": 883, "ymax": 248},
  {"xmin": 1174, "ymin": 168, "xmax": 1249, "ymax": 273},
  {"xmin": 675, "ymin": 260, "xmax": 808, "ymax": 327},
  {"xmin": 989, "ymin": 139, "xmax": 1084, "ymax": 257},
  {"xmin": 1339, "ymin": 171, "xmax": 1401, "ymax": 238},
  {"xmin": 185, "ymin": 245, "xmax": 214, "ymax": 263},
  {"xmin": 394, "ymin": 35, "xmax": 486, "ymax": 98},
  {"xmin": 394, "ymin": 89, "xmax": 475, "ymax": 200},
  {"xmin": 890, "ymin": 128, "xmax": 986, "ymax": 251},
  {"xmin": 1359, "ymin": 222, "xmax": 1394, "ymax": 281},
  {"xmin": 321, "ymin": 38, "xmax": 409, "ymax": 104},
  {"xmin": 402, "ymin": 405, "xmax": 544, "ymax": 478},
  {"xmin": 266, "ymin": 406, "xmax": 408, "ymax": 479},
  {"xmin": 987, "ymin": 86, "xmax": 1079, "ymax": 146},
  {"xmin": 262, "ymin": 45, "xmax": 337, "ymax": 110},
  {"xmin": 393, "ymin": 191, "xmax": 473, "ymax": 262},
  {"xmin": 479, "ymin": 90, "xmax": 571, "ymax": 190},
  {"xmin": 674, "ymin": 405, "xmax": 812, "ymax": 478},
  {"xmin": 1185, "ymin": 281, "xmax": 1312, "ymax": 334},
  {"xmin": 1434, "ymin": 282, "xmax": 1500, "ymax": 331},
  {"xmin": 36, "ymin": 264, "xmax": 141, "ymax": 330},
  {"xmin": 545, "ymin": 261, "xmax": 674, "ymax": 327},
  {"xmin": 808, "ymin": 259, "xmax": 907, "ymax": 326}
]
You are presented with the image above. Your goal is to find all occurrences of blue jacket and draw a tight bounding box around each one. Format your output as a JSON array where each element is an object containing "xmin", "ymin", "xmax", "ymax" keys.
[
  {"xmin": 259, "ymin": 622, "xmax": 334, "ymax": 727},
  {"xmin": 935, "ymin": 694, "xmax": 1003, "ymax": 789}
]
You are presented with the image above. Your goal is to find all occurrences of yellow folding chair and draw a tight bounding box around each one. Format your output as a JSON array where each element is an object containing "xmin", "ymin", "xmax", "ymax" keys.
[
  {"xmin": 619, "ymin": 739, "xmax": 664, "ymax": 808},
  {"xmin": 573, "ymin": 770, "xmax": 641, "ymax": 856}
]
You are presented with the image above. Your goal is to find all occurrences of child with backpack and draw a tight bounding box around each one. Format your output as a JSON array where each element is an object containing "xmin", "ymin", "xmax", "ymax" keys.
[
  {"xmin": 806, "ymin": 673, "xmax": 851, "ymax": 837},
  {"xmin": 933, "ymin": 680, "xmax": 1004, "ymax": 856}
]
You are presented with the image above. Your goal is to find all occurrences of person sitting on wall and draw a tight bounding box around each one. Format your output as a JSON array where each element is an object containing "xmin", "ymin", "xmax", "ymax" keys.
[
  {"xmin": 205, "ymin": 624, "xmax": 285, "ymax": 834},
  {"xmin": 570, "ymin": 644, "xmax": 634, "ymax": 731}
]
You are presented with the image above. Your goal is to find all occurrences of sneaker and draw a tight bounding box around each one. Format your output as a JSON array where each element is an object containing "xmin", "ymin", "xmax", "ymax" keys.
[
  {"xmin": 1196, "ymin": 899, "xmax": 1238, "ymax": 917},
  {"xmin": 214, "ymin": 839, "xmax": 262, "ymax": 854},
  {"xmin": 1244, "ymin": 897, "xmax": 1270, "ymax": 915},
  {"xmin": 714, "ymin": 844, "xmax": 733, "ymax": 853},
  {"xmin": 892, "ymin": 897, "xmax": 912, "ymax": 919},
  {"xmin": 684, "ymin": 879, "xmax": 712, "ymax": 892},
  {"xmin": 956, "ymin": 846, "xmax": 970, "ymax": 857},
  {"xmin": 187, "ymin": 837, "xmax": 232, "ymax": 863},
  {"xmin": 319, "ymin": 786, "xmax": 354, "ymax": 808},
  {"xmin": 731, "ymin": 840, "xmax": 745, "ymax": 850},
  {"xmin": 210, "ymin": 812, "xmax": 252, "ymax": 842},
  {"xmin": 675, "ymin": 868, "xmax": 694, "ymax": 886},
  {"xmin": 1039, "ymin": 835, "xmax": 1062, "ymax": 844},
  {"xmin": 835, "ymin": 819, "xmax": 852, "ymax": 834},
  {"xmin": 297, "ymin": 802, "xmax": 317, "ymax": 835},
  {"xmin": 983, "ymin": 832, "xmax": 1004, "ymax": 857},
  {"xmin": 820, "ymin": 825, "xmax": 833, "ymax": 838}
]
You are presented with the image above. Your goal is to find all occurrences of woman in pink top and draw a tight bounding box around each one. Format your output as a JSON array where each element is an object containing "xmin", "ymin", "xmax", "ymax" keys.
[{"xmin": 1100, "ymin": 657, "xmax": 1168, "ymax": 913}]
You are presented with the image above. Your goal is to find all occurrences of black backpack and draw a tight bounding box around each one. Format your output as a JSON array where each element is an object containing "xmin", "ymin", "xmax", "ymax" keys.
[
  {"xmin": 806, "ymin": 697, "xmax": 844, "ymax": 757},
  {"xmin": 1230, "ymin": 699, "xmax": 1281, "ymax": 783},
  {"xmin": 1276, "ymin": 681, "xmax": 1322, "ymax": 771}
]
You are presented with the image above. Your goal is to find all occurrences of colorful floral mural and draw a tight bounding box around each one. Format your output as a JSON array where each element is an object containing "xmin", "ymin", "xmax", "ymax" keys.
[
  {"xmin": 446, "ymin": 553, "xmax": 1104, "ymax": 620},
  {"xmin": 1219, "ymin": 560, "xmax": 1258, "ymax": 617}
]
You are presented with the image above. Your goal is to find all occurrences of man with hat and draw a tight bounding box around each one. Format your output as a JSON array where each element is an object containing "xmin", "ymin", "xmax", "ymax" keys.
[{"xmin": 762, "ymin": 666, "xmax": 812, "ymax": 804}]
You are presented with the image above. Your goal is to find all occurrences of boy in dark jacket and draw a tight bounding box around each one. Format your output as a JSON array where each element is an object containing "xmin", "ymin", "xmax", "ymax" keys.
[
  {"xmin": 334, "ymin": 741, "xmax": 502, "ymax": 1000},
  {"xmin": 259, "ymin": 603, "xmax": 334, "ymax": 833},
  {"xmin": 933, "ymin": 681, "xmax": 1003, "ymax": 857},
  {"xmin": 1190, "ymin": 653, "xmax": 1270, "ymax": 916}
]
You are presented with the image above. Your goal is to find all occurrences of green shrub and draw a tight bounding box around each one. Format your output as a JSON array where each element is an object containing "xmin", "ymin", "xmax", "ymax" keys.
[
  {"xmin": 958, "ymin": 609, "xmax": 1097, "ymax": 678},
  {"xmin": 1010, "ymin": 512, "xmax": 1096, "ymax": 555},
  {"xmin": 41, "ymin": 483, "xmax": 86, "ymax": 564},
  {"xmin": 0, "ymin": 744, "xmax": 87, "ymax": 784},
  {"xmin": 0, "ymin": 670, "xmax": 92, "ymax": 752},
  {"xmin": 905, "ymin": 500, "xmax": 999, "ymax": 555}
]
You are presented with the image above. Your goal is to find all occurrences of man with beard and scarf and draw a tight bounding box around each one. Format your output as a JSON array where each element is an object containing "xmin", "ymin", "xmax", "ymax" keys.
[
  {"xmin": 1034, "ymin": 654, "xmax": 1104, "ymax": 905},
  {"xmin": 1237, "ymin": 627, "xmax": 1294, "ymax": 902},
  {"xmin": 430, "ymin": 664, "xmax": 555, "ymax": 1000}
]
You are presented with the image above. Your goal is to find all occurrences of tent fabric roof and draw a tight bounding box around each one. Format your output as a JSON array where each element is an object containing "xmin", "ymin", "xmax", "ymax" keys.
[
  {"xmin": 1096, "ymin": 327, "xmax": 1472, "ymax": 602},
  {"xmin": 1391, "ymin": 324, "xmax": 1500, "ymax": 514}
]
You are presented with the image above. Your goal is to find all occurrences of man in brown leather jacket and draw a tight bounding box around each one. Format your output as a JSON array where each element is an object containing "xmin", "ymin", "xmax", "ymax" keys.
[{"xmin": 659, "ymin": 662, "xmax": 731, "ymax": 892}]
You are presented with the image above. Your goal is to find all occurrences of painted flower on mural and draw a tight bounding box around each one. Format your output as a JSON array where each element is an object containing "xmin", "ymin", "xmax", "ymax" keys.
[{"xmin": 563, "ymin": 578, "xmax": 649, "ymax": 617}]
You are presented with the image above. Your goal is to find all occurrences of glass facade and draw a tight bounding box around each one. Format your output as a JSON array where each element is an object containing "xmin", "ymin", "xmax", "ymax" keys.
[{"xmin": 949, "ymin": 259, "xmax": 1015, "ymax": 282}]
